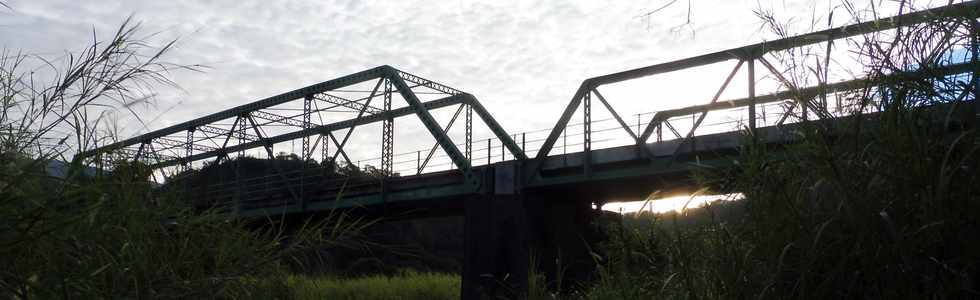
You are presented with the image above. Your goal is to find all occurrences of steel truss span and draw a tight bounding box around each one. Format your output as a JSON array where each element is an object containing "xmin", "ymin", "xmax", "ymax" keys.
[
  {"xmin": 76, "ymin": 1, "xmax": 980, "ymax": 190},
  {"xmin": 75, "ymin": 66, "xmax": 525, "ymax": 184}
]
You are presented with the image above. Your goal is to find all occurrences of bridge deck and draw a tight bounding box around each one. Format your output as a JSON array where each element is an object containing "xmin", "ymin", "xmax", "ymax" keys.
[{"xmin": 185, "ymin": 123, "xmax": 805, "ymax": 218}]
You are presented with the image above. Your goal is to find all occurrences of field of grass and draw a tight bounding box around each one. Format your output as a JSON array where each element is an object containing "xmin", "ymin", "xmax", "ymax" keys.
[{"xmin": 288, "ymin": 271, "xmax": 459, "ymax": 300}]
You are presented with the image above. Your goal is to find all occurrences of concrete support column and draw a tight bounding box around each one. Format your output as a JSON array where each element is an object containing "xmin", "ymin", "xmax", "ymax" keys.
[
  {"xmin": 523, "ymin": 189, "xmax": 599, "ymax": 291},
  {"xmin": 462, "ymin": 162, "xmax": 600, "ymax": 299},
  {"xmin": 462, "ymin": 162, "xmax": 528, "ymax": 299}
]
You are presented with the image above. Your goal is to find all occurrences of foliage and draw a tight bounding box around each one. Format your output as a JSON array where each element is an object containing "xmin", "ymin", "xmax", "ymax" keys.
[
  {"xmin": 0, "ymin": 16, "xmax": 368, "ymax": 299},
  {"xmin": 2, "ymin": 160, "xmax": 301, "ymax": 298},
  {"xmin": 288, "ymin": 271, "xmax": 460, "ymax": 300},
  {"xmin": 585, "ymin": 1, "xmax": 980, "ymax": 299}
]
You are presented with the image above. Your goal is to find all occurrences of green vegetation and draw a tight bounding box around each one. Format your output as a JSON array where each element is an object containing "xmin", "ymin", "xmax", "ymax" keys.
[
  {"xmin": 0, "ymin": 17, "xmax": 372, "ymax": 299},
  {"xmin": 289, "ymin": 271, "xmax": 460, "ymax": 300},
  {"xmin": 574, "ymin": 2, "xmax": 980, "ymax": 299}
]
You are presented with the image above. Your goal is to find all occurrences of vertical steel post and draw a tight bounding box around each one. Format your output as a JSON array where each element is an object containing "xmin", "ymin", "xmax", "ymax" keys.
[
  {"xmin": 301, "ymin": 95, "xmax": 312, "ymax": 210},
  {"xmin": 511, "ymin": 133, "xmax": 517, "ymax": 159},
  {"xmin": 583, "ymin": 92, "xmax": 592, "ymax": 176},
  {"xmin": 465, "ymin": 104, "xmax": 473, "ymax": 162},
  {"xmin": 636, "ymin": 114, "xmax": 641, "ymax": 135},
  {"xmin": 302, "ymin": 95, "xmax": 312, "ymax": 160},
  {"xmin": 237, "ymin": 114, "xmax": 247, "ymax": 157},
  {"xmin": 748, "ymin": 59, "xmax": 757, "ymax": 132},
  {"xmin": 321, "ymin": 133, "xmax": 329, "ymax": 164},
  {"xmin": 417, "ymin": 150, "xmax": 421, "ymax": 174},
  {"xmin": 657, "ymin": 123, "xmax": 662, "ymax": 142},
  {"xmin": 235, "ymin": 114, "xmax": 246, "ymax": 214},
  {"xmin": 381, "ymin": 79, "xmax": 394, "ymax": 175},
  {"xmin": 501, "ymin": 137, "xmax": 505, "ymax": 161},
  {"xmin": 184, "ymin": 128, "xmax": 194, "ymax": 172},
  {"xmin": 487, "ymin": 138, "xmax": 491, "ymax": 165}
]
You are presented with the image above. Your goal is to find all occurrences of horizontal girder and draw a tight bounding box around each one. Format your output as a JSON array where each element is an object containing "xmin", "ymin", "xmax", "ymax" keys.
[{"xmin": 152, "ymin": 94, "xmax": 465, "ymax": 168}]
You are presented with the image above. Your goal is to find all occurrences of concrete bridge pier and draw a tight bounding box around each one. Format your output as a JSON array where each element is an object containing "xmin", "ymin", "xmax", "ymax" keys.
[
  {"xmin": 523, "ymin": 188, "xmax": 601, "ymax": 291},
  {"xmin": 461, "ymin": 162, "xmax": 600, "ymax": 299}
]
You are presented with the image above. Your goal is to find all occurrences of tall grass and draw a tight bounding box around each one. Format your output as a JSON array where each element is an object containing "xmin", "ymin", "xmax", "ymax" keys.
[
  {"xmin": 584, "ymin": 1, "xmax": 980, "ymax": 299},
  {"xmin": 288, "ymin": 271, "xmax": 460, "ymax": 300},
  {"xmin": 0, "ymin": 15, "xmax": 370, "ymax": 299}
]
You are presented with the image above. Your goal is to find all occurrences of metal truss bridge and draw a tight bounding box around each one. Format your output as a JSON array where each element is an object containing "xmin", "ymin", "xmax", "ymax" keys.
[
  {"xmin": 76, "ymin": 2, "xmax": 980, "ymax": 217},
  {"xmin": 73, "ymin": 2, "xmax": 980, "ymax": 297}
]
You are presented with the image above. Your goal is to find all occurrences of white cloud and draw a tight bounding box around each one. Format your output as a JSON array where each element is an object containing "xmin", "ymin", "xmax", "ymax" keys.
[{"xmin": 1, "ymin": 0, "xmax": 917, "ymax": 166}]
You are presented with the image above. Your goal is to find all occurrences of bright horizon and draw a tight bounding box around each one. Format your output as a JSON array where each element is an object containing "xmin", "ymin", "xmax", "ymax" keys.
[{"xmin": 600, "ymin": 193, "xmax": 743, "ymax": 214}]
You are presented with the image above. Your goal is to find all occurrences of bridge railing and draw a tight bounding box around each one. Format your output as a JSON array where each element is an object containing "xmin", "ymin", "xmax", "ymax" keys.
[
  {"xmin": 95, "ymin": 1, "xmax": 980, "ymax": 212},
  {"xmin": 516, "ymin": 1, "xmax": 980, "ymax": 181},
  {"xmin": 344, "ymin": 69, "xmax": 971, "ymax": 177},
  {"xmin": 167, "ymin": 163, "xmax": 406, "ymax": 212}
]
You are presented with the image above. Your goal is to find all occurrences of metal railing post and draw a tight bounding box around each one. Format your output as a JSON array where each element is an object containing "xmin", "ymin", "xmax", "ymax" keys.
[
  {"xmin": 583, "ymin": 92, "xmax": 592, "ymax": 177},
  {"xmin": 636, "ymin": 114, "xmax": 641, "ymax": 134},
  {"xmin": 501, "ymin": 138, "xmax": 506, "ymax": 161},
  {"xmin": 748, "ymin": 59, "xmax": 757, "ymax": 133}
]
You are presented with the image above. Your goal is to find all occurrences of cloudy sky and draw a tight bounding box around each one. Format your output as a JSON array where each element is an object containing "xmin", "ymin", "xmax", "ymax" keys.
[
  {"xmin": 1, "ymin": 0, "xmax": 921, "ymax": 169},
  {"xmin": 3, "ymin": 0, "xmax": 938, "ymax": 210}
]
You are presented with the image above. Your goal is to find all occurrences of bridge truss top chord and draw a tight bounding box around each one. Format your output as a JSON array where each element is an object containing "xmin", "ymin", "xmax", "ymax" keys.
[
  {"xmin": 75, "ymin": 66, "xmax": 526, "ymax": 186},
  {"xmin": 75, "ymin": 1, "xmax": 980, "ymax": 194}
]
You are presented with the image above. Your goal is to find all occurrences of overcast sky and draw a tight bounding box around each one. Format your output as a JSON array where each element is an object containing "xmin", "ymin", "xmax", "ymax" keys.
[{"xmin": 2, "ymin": 0, "xmax": 923, "ymax": 169}]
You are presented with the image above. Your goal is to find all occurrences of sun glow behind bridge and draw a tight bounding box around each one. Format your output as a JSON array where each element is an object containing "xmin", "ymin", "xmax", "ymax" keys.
[{"xmin": 599, "ymin": 193, "xmax": 744, "ymax": 214}]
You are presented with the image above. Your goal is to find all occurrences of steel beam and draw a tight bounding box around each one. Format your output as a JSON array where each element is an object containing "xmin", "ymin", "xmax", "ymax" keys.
[
  {"xmin": 463, "ymin": 94, "xmax": 526, "ymax": 160},
  {"xmin": 330, "ymin": 79, "xmax": 383, "ymax": 163},
  {"xmin": 146, "ymin": 94, "xmax": 466, "ymax": 169},
  {"xmin": 522, "ymin": 0, "xmax": 980, "ymax": 183},
  {"xmin": 748, "ymin": 59, "xmax": 757, "ymax": 131},
  {"xmin": 385, "ymin": 67, "xmax": 473, "ymax": 180},
  {"xmin": 327, "ymin": 132, "xmax": 353, "ymax": 166},
  {"xmin": 397, "ymin": 70, "xmax": 463, "ymax": 95},
  {"xmin": 418, "ymin": 104, "xmax": 465, "ymax": 174},
  {"xmin": 197, "ymin": 124, "xmax": 259, "ymax": 142},
  {"xmin": 381, "ymin": 79, "xmax": 394, "ymax": 175},
  {"xmin": 587, "ymin": 1, "xmax": 980, "ymax": 86},
  {"xmin": 245, "ymin": 114, "xmax": 302, "ymax": 203},
  {"xmin": 758, "ymin": 57, "xmax": 827, "ymax": 120},
  {"xmin": 80, "ymin": 66, "xmax": 387, "ymax": 158},
  {"xmin": 592, "ymin": 89, "xmax": 638, "ymax": 141},
  {"xmin": 671, "ymin": 60, "xmax": 743, "ymax": 156},
  {"xmin": 154, "ymin": 136, "xmax": 215, "ymax": 153},
  {"xmin": 583, "ymin": 91, "xmax": 592, "ymax": 177},
  {"xmin": 302, "ymin": 95, "xmax": 313, "ymax": 160},
  {"xmin": 250, "ymin": 110, "xmax": 308, "ymax": 128},
  {"xmin": 314, "ymin": 92, "xmax": 383, "ymax": 114},
  {"xmin": 465, "ymin": 104, "xmax": 473, "ymax": 161},
  {"xmin": 654, "ymin": 61, "xmax": 972, "ymax": 126}
]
